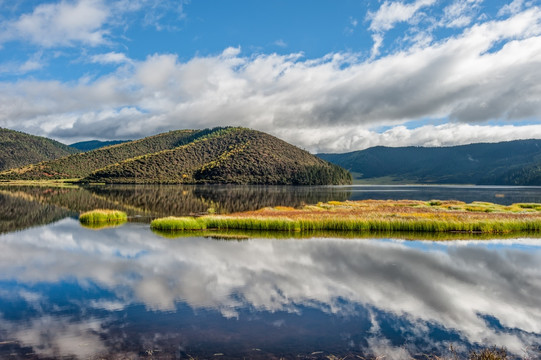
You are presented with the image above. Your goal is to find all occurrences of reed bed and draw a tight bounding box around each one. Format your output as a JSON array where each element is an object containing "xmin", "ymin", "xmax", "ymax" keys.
[
  {"xmin": 150, "ymin": 200, "xmax": 541, "ymax": 234},
  {"xmin": 79, "ymin": 209, "xmax": 128, "ymax": 224}
]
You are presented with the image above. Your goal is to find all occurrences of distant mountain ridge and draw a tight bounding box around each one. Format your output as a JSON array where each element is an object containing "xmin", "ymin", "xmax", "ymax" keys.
[
  {"xmin": 0, "ymin": 128, "xmax": 79, "ymax": 171},
  {"xmin": 70, "ymin": 140, "xmax": 130, "ymax": 151},
  {"xmin": 317, "ymin": 139, "xmax": 541, "ymax": 185},
  {"xmin": 1, "ymin": 127, "xmax": 351, "ymax": 185}
]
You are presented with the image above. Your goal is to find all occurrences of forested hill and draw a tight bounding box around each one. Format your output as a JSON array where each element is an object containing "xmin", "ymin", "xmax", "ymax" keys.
[
  {"xmin": 84, "ymin": 128, "xmax": 352, "ymax": 185},
  {"xmin": 0, "ymin": 128, "xmax": 79, "ymax": 171},
  {"xmin": 70, "ymin": 140, "xmax": 130, "ymax": 151},
  {"xmin": 1, "ymin": 127, "xmax": 351, "ymax": 185},
  {"xmin": 318, "ymin": 139, "xmax": 541, "ymax": 185},
  {"xmin": 0, "ymin": 129, "xmax": 210, "ymax": 179}
]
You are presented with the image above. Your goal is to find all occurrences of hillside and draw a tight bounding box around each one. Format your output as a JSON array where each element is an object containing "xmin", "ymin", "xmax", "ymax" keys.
[
  {"xmin": 84, "ymin": 127, "xmax": 351, "ymax": 185},
  {"xmin": 317, "ymin": 139, "xmax": 541, "ymax": 185},
  {"xmin": 0, "ymin": 128, "xmax": 79, "ymax": 171},
  {"xmin": 0, "ymin": 129, "xmax": 215, "ymax": 180},
  {"xmin": 70, "ymin": 140, "xmax": 130, "ymax": 151}
]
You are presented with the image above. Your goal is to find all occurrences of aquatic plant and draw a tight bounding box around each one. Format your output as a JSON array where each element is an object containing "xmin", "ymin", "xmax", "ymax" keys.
[{"xmin": 79, "ymin": 209, "xmax": 127, "ymax": 224}]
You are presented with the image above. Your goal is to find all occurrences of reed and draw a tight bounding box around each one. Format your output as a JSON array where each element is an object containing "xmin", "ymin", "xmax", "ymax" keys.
[
  {"xmin": 79, "ymin": 209, "xmax": 128, "ymax": 224},
  {"xmin": 149, "ymin": 200, "xmax": 541, "ymax": 234}
]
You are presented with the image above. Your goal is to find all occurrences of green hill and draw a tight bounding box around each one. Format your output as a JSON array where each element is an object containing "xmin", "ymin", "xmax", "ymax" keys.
[
  {"xmin": 0, "ymin": 128, "xmax": 79, "ymax": 171},
  {"xmin": 1, "ymin": 127, "xmax": 351, "ymax": 185},
  {"xmin": 70, "ymin": 140, "xmax": 130, "ymax": 151},
  {"xmin": 84, "ymin": 127, "xmax": 351, "ymax": 185},
  {"xmin": 0, "ymin": 129, "xmax": 214, "ymax": 180},
  {"xmin": 317, "ymin": 139, "xmax": 541, "ymax": 185}
]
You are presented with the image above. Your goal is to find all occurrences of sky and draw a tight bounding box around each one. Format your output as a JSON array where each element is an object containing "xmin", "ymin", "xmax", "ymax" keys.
[{"xmin": 0, "ymin": 0, "xmax": 541, "ymax": 152}]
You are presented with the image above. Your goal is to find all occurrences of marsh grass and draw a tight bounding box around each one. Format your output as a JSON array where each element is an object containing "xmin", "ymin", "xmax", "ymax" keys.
[
  {"xmin": 150, "ymin": 216, "xmax": 207, "ymax": 231},
  {"xmin": 150, "ymin": 200, "xmax": 541, "ymax": 234},
  {"xmin": 79, "ymin": 209, "xmax": 128, "ymax": 224}
]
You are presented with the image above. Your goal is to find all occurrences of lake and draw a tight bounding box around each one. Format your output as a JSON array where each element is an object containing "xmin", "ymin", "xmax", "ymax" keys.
[{"xmin": 0, "ymin": 185, "xmax": 541, "ymax": 359}]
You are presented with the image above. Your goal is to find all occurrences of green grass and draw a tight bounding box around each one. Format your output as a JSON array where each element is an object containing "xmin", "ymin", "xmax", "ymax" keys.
[
  {"xmin": 150, "ymin": 216, "xmax": 207, "ymax": 230},
  {"xmin": 149, "ymin": 215, "xmax": 541, "ymax": 233},
  {"xmin": 79, "ymin": 209, "xmax": 128, "ymax": 224}
]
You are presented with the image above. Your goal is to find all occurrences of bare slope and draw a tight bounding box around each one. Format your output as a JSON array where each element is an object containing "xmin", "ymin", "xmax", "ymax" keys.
[
  {"xmin": 0, "ymin": 128, "xmax": 79, "ymax": 171},
  {"xmin": 83, "ymin": 128, "xmax": 352, "ymax": 185}
]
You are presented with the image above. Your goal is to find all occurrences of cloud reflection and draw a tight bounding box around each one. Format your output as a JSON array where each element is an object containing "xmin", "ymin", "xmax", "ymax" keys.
[{"xmin": 0, "ymin": 219, "xmax": 540, "ymax": 357}]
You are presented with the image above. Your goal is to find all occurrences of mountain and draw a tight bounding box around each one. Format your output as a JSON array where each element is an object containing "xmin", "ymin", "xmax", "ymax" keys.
[
  {"xmin": 1, "ymin": 127, "xmax": 351, "ymax": 185},
  {"xmin": 84, "ymin": 128, "xmax": 351, "ymax": 185},
  {"xmin": 70, "ymin": 140, "xmax": 130, "ymax": 151},
  {"xmin": 317, "ymin": 139, "xmax": 541, "ymax": 185},
  {"xmin": 0, "ymin": 129, "xmax": 212, "ymax": 179},
  {"xmin": 0, "ymin": 128, "xmax": 79, "ymax": 171}
]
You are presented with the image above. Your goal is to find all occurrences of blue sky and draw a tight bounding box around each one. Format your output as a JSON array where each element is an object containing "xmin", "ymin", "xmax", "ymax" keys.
[{"xmin": 1, "ymin": 0, "xmax": 541, "ymax": 152}]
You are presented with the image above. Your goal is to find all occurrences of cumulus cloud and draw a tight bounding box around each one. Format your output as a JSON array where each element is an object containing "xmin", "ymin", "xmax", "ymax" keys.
[
  {"xmin": 1, "ymin": 8, "xmax": 541, "ymax": 150},
  {"xmin": 0, "ymin": 0, "xmax": 110, "ymax": 47},
  {"xmin": 367, "ymin": 0, "xmax": 437, "ymax": 32},
  {"xmin": 286, "ymin": 123, "xmax": 541, "ymax": 153}
]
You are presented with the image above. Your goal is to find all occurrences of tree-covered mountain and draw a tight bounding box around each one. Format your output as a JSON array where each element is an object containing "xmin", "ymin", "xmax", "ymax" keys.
[
  {"xmin": 0, "ymin": 129, "xmax": 212, "ymax": 179},
  {"xmin": 70, "ymin": 140, "xmax": 130, "ymax": 151},
  {"xmin": 0, "ymin": 128, "xmax": 79, "ymax": 171},
  {"xmin": 1, "ymin": 127, "xmax": 351, "ymax": 185},
  {"xmin": 84, "ymin": 128, "xmax": 351, "ymax": 185},
  {"xmin": 318, "ymin": 139, "xmax": 541, "ymax": 185}
]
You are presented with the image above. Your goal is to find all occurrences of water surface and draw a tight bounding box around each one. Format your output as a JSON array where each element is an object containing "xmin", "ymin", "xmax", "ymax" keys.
[{"xmin": 1, "ymin": 185, "xmax": 541, "ymax": 359}]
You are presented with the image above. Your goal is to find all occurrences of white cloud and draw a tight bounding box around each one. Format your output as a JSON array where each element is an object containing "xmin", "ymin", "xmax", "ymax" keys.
[
  {"xmin": 441, "ymin": 0, "xmax": 484, "ymax": 28},
  {"xmin": 291, "ymin": 123, "xmax": 541, "ymax": 153},
  {"xmin": 370, "ymin": 33, "xmax": 384, "ymax": 58},
  {"xmin": 367, "ymin": 0, "xmax": 437, "ymax": 32},
  {"xmin": 274, "ymin": 39, "xmax": 287, "ymax": 48},
  {"xmin": 0, "ymin": 52, "xmax": 45, "ymax": 75},
  {"xmin": 499, "ymin": 0, "xmax": 525, "ymax": 16},
  {"xmin": 111, "ymin": 0, "xmax": 188, "ymax": 30},
  {"xmin": 1, "ymin": 8, "xmax": 541, "ymax": 151},
  {"xmin": 90, "ymin": 52, "xmax": 131, "ymax": 64},
  {"xmin": 0, "ymin": 0, "xmax": 110, "ymax": 47}
]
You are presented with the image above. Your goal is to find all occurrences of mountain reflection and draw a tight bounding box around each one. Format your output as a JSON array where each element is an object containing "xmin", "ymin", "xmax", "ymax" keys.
[
  {"xmin": 0, "ymin": 219, "xmax": 540, "ymax": 359},
  {"xmin": 0, "ymin": 184, "xmax": 351, "ymax": 233}
]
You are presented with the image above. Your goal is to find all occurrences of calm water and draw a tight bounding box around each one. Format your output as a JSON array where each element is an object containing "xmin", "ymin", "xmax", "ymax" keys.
[{"xmin": 1, "ymin": 185, "xmax": 541, "ymax": 359}]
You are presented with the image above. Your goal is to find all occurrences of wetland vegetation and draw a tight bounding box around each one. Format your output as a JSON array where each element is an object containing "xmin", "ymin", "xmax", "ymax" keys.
[
  {"xmin": 78, "ymin": 209, "xmax": 128, "ymax": 224},
  {"xmin": 151, "ymin": 200, "xmax": 541, "ymax": 234}
]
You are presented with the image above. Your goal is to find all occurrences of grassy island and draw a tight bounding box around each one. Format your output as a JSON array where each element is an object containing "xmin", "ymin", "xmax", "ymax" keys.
[
  {"xmin": 79, "ymin": 209, "xmax": 128, "ymax": 224},
  {"xmin": 150, "ymin": 200, "xmax": 541, "ymax": 234}
]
